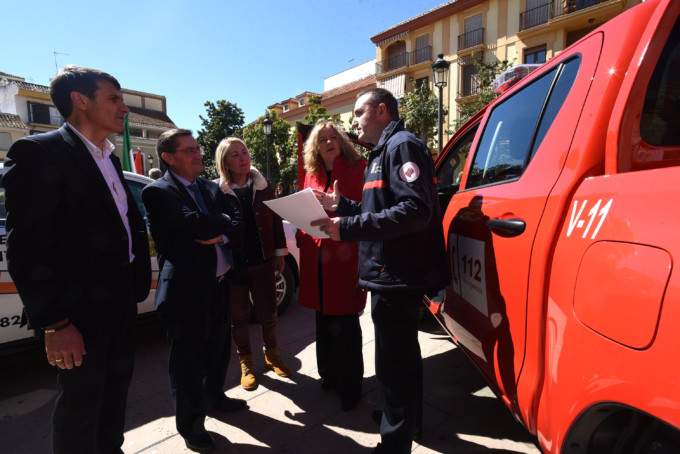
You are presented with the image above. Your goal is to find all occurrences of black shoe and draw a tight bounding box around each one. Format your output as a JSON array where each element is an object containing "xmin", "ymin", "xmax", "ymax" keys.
[
  {"xmin": 211, "ymin": 397, "xmax": 248, "ymax": 413},
  {"xmin": 184, "ymin": 431, "xmax": 215, "ymax": 453}
]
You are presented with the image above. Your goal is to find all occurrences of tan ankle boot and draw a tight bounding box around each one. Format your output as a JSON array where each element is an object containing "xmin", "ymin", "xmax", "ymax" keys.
[
  {"xmin": 239, "ymin": 353, "xmax": 257, "ymax": 390},
  {"xmin": 264, "ymin": 347, "xmax": 292, "ymax": 377}
]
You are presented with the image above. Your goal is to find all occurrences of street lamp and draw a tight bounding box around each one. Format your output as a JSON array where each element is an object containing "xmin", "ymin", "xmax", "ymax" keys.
[
  {"xmin": 262, "ymin": 117, "xmax": 273, "ymax": 181},
  {"xmin": 148, "ymin": 153, "xmax": 153, "ymax": 170},
  {"xmin": 432, "ymin": 53, "xmax": 450, "ymax": 154}
]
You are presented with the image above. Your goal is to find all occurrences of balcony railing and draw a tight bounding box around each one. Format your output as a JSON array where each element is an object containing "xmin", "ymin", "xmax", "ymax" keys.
[
  {"xmin": 412, "ymin": 46, "xmax": 432, "ymax": 65},
  {"xmin": 376, "ymin": 46, "xmax": 432, "ymax": 75},
  {"xmin": 458, "ymin": 28, "xmax": 484, "ymax": 51},
  {"xmin": 459, "ymin": 77, "xmax": 482, "ymax": 98},
  {"xmin": 520, "ymin": 0, "xmax": 612, "ymax": 31},
  {"xmin": 520, "ymin": 3, "xmax": 552, "ymax": 30}
]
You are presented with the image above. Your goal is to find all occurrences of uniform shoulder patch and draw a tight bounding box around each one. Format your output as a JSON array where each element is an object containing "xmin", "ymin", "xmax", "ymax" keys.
[{"xmin": 399, "ymin": 162, "xmax": 420, "ymax": 183}]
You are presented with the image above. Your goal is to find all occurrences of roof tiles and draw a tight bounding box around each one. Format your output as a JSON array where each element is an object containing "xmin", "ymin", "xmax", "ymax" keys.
[{"xmin": 0, "ymin": 113, "xmax": 28, "ymax": 129}]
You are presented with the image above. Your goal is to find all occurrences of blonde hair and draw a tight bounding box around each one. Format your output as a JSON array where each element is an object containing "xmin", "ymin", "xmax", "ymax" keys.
[
  {"xmin": 215, "ymin": 137, "xmax": 249, "ymax": 185},
  {"xmin": 302, "ymin": 122, "xmax": 361, "ymax": 178}
]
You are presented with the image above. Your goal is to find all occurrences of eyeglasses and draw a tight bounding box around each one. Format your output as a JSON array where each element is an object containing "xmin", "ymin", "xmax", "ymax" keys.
[{"xmin": 175, "ymin": 147, "xmax": 203, "ymax": 155}]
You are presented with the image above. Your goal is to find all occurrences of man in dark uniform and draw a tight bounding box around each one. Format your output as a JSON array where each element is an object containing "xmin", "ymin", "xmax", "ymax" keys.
[
  {"xmin": 4, "ymin": 65, "xmax": 151, "ymax": 454},
  {"xmin": 313, "ymin": 87, "xmax": 450, "ymax": 454}
]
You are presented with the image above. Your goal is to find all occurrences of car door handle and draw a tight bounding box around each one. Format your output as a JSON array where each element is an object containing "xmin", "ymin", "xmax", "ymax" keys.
[{"xmin": 486, "ymin": 218, "xmax": 526, "ymax": 238}]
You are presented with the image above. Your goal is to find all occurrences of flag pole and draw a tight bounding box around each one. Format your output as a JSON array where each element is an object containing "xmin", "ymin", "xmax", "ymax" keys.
[{"xmin": 122, "ymin": 114, "xmax": 132, "ymax": 172}]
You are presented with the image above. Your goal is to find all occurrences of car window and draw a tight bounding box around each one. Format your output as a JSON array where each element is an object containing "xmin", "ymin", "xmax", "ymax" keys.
[
  {"xmin": 125, "ymin": 178, "xmax": 148, "ymax": 221},
  {"xmin": 466, "ymin": 56, "xmax": 581, "ymax": 189},
  {"xmin": 436, "ymin": 121, "xmax": 480, "ymax": 212},
  {"xmin": 639, "ymin": 17, "xmax": 680, "ymax": 148},
  {"xmin": 530, "ymin": 58, "xmax": 580, "ymax": 160},
  {"xmin": 437, "ymin": 122, "xmax": 479, "ymax": 191}
]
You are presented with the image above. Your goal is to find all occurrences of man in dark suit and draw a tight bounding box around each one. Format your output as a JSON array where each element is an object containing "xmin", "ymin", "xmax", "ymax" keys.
[
  {"xmin": 141, "ymin": 129, "xmax": 246, "ymax": 453},
  {"xmin": 3, "ymin": 65, "xmax": 151, "ymax": 454}
]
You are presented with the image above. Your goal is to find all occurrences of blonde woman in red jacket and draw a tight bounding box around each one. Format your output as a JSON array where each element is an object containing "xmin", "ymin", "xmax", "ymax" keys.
[
  {"xmin": 215, "ymin": 137, "xmax": 291, "ymax": 391},
  {"xmin": 297, "ymin": 122, "xmax": 367, "ymax": 411}
]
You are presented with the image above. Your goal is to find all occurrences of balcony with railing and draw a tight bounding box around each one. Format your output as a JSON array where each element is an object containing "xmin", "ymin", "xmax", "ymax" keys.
[
  {"xmin": 458, "ymin": 71, "xmax": 481, "ymax": 98},
  {"xmin": 458, "ymin": 28, "xmax": 484, "ymax": 52},
  {"xmin": 520, "ymin": 0, "xmax": 613, "ymax": 31},
  {"xmin": 375, "ymin": 46, "xmax": 432, "ymax": 76}
]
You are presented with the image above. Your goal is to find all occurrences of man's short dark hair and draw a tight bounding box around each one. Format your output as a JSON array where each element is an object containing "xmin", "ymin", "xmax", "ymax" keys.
[
  {"xmin": 156, "ymin": 129, "xmax": 194, "ymax": 166},
  {"xmin": 357, "ymin": 87, "xmax": 399, "ymax": 121},
  {"xmin": 50, "ymin": 65, "xmax": 121, "ymax": 119}
]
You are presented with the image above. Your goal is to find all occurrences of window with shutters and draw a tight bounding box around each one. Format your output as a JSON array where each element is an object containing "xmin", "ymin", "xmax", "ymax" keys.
[{"xmin": 414, "ymin": 34, "xmax": 431, "ymax": 64}]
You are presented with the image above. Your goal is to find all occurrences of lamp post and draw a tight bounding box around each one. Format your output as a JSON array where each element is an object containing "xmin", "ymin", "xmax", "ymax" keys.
[
  {"xmin": 148, "ymin": 153, "xmax": 153, "ymax": 171},
  {"xmin": 262, "ymin": 117, "xmax": 273, "ymax": 181},
  {"xmin": 432, "ymin": 53, "xmax": 450, "ymax": 154}
]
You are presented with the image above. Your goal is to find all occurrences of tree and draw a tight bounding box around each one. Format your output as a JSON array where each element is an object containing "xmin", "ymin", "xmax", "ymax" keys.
[
  {"xmin": 238, "ymin": 110, "xmax": 295, "ymax": 187},
  {"xmin": 399, "ymin": 81, "xmax": 444, "ymax": 150},
  {"xmin": 453, "ymin": 58, "xmax": 514, "ymax": 131},
  {"xmin": 299, "ymin": 96, "xmax": 339, "ymax": 126},
  {"xmin": 196, "ymin": 100, "xmax": 245, "ymax": 179}
]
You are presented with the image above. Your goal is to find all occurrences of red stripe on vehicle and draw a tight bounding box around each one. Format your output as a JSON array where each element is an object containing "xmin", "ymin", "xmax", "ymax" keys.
[{"xmin": 0, "ymin": 282, "xmax": 18, "ymax": 294}]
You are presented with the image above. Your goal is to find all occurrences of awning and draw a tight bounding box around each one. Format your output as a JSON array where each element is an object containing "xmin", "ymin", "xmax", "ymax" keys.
[{"xmin": 377, "ymin": 72, "xmax": 406, "ymax": 99}]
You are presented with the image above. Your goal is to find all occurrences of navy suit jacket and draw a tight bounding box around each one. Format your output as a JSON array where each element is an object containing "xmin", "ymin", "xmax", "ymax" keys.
[
  {"xmin": 4, "ymin": 125, "xmax": 152, "ymax": 332},
  {"xmin": 141, "ymin": 172, "xmax": 243, "ymax": 319}
]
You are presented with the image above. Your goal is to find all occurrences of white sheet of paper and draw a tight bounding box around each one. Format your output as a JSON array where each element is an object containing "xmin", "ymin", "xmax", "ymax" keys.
[{"xmin": 263, "ymin": 188, "xmax": 330, "ymax": 239}]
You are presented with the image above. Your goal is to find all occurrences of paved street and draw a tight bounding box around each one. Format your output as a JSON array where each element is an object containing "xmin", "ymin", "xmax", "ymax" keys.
[{"xmin": 0, "ymin": 291, "xmax": 541, "ymax": 453}]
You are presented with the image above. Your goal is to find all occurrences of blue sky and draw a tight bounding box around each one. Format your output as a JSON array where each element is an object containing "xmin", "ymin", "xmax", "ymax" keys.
[{"xmin": 2, "ymin": 0, "xmax": 445, "ymax": 133}]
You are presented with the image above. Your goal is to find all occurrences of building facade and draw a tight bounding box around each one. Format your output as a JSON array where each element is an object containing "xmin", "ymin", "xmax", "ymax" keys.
[
  {"xmin": 0, "ymin": 113, "xmax": 29, "ymax": 161},
  {"xmin": 268, "ymin": 60, "xmax": 377, "ymax": 131},
  {"xmin": 370, "ymin": 0, "xmax": 642, "ymax": 145},
  {"xmin": 119, "ymin": 89, "xmax": 176, "ymax": 173},
  {"xmin": 268, "ymin": 92, "xmax": 320, "ymax": 125}
]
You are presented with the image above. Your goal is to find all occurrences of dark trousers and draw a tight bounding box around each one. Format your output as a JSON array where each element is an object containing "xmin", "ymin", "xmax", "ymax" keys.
[
  {"xmin": 52, "ymin": 283, "xmax": 137, "ymax": 454},
  {"xmin": 316, "ymin": 311, "xmax": 364, "ymax": 402},
  {"xmin": 231, "ymin": 260, "xmax": 278, "ymax": 355},
  {"xmin": 371, "ymin": 289, "xmax": 424, "ymax": 454},
  {"xmin": 164, "ymin": 279, "xmax": 231, "ymax": 437}
]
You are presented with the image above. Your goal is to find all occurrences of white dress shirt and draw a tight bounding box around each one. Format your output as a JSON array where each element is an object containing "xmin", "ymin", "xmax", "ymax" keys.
[{"xmin": 66, "ymin": 122, "xmax": 134, "ymax": 263}]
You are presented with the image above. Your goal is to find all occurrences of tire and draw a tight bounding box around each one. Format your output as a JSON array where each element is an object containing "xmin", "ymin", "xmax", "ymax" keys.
[
  {"xmin": 274, "ymin": 264, "xmax": 295, "ymax": 316},
  {"xmin": 248, "ymin": 263, "xmax": 296, "ymax": 321}
]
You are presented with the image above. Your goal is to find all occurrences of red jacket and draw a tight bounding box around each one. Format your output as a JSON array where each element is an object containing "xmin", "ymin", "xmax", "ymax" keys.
[{"xmin": 297, "ymin": 156, "xmax": 367, "ymax": 315}]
